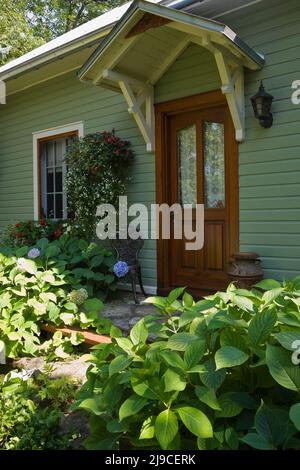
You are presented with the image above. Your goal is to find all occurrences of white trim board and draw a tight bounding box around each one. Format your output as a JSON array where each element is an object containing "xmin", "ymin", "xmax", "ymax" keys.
[{"xmin": 33, "ymin": 121, "xmax": 84, "ymax": 220}]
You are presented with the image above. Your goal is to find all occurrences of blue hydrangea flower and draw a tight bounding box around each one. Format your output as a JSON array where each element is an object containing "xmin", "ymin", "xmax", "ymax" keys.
[
  {"xmin": 113, "ymin": 261, "xmax": 129, "ymax": 278},
  {"xmin": 28, "ymin": 248, "xmax": 40, "ymax": 259}
]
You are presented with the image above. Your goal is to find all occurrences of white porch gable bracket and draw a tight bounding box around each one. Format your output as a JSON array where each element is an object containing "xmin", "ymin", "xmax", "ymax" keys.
[
  {"xmin": 102, "ymin": 69, "xmax": 155, "ymax": 152},
  {"xmin": 192, "ymin": 36, "xmax": 245, "ymax": 141},
  {"xmin": 214, "ymin": 51, "xmax": 245, "ymax": 142}
]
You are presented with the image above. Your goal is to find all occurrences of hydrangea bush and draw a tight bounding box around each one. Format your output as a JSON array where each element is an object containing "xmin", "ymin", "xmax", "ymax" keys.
[
  {"xmin": 0, "ymin": 234, "xmax": 117, "ymax": 359},
  {"xmin": 76, "ymin": 280, "xmax": 300, "ymax": 451},
  {"xmin": 65, "ymin": 130, "xmax": 134, "ymax": 240}
]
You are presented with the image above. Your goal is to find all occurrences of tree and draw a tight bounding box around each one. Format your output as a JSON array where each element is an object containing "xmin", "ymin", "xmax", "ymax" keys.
[
  {"xmin": 23, "ymin": 0, "xmax": 127, "ymax": 41},
  {"xmin": 0, "ymin": 0, "xmax": 44, "ymax": 65},
  {"xmin": 0, "ymin": 0, "xmax": 128, "ymax": 65}
]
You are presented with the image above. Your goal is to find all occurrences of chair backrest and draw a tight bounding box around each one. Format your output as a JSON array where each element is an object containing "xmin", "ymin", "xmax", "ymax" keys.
[{"xmin": 111, "ymin": 238, "xmax": 144, "ymax": 265}]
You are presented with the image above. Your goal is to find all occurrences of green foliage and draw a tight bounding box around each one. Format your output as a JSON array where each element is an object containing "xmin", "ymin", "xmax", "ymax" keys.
[
  {"xmin": 1, "ymin": 219, "xmax": 65, "ymax": 247},
  {"xmin": 0, "ymin": 0, "xmax": 43, "ymax": 65},
  {"xmin": 65, "ymin": 130, "xmax": 134, "ymax": 240},
  {"xmin": 0, "ymin": 370, "xmax": 78, "ymax": 449},
  {"xmin": 76, "ymin": 280, "xmax": 300, "ymax": 450},
  {"xmin": 23, "ymin": 1, "xmax": 127, "ymax": 40},
  {"xmin": 0, "ymin": 234, "xmax": 116, "ymax": 358}
]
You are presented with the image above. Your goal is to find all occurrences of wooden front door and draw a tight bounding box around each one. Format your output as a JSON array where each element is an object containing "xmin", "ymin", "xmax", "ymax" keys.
[{"xmin": 155, "ymin": 91, "xmax": 239, "ymax": 297}]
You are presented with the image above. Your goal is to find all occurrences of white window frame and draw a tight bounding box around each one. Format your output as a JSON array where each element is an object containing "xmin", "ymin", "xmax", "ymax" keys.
[{"xmin": 33, "ymin": 122, "xmax": 84, "ymax": 220}]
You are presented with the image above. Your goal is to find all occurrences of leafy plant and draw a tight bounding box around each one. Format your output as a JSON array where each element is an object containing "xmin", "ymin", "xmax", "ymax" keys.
[
  {"xmin": 0, "ymin": 234, "xmax": 116, "ymax": 358},
  {"xmin": 65, "ymin": 130, "xmax": 134, "ymax": 240},
  {"xmin": 0, "ymin": 370, "xmax": 78, "ymax": 450},
  {"xmin": 75, "ymin": 280, "xmax": 300, "ymax": 450},
  {"xmin": 1, "ymin": 219, "xmax": 66, "ymax": 247}
]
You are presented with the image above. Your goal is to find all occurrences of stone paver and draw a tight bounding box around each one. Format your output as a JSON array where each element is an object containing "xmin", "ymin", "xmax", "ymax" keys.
[{"xmin": 101, "ymin": 293, "xmax": 157, "ymax": 333}]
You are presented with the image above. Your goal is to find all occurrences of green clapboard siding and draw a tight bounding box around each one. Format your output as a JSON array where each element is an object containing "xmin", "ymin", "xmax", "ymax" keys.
[
  {"xmin": 222, "ymin": 0, "xmax": 300, "ymax": 279},
  {"xmin": 0, "ymin": 0, "xmax": 300, "ymax": 286}
]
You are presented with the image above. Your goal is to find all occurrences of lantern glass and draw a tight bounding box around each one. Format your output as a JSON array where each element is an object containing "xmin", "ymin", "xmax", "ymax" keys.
[{"xmin": 251, "ymin": 81, "xmax": 274, "ymax": 128}]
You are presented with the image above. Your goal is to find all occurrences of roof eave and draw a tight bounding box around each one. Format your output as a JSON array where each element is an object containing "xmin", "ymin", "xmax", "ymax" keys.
[{"xmin": 78, "ymin": 0, "xmax": 264, "ymax": 80}]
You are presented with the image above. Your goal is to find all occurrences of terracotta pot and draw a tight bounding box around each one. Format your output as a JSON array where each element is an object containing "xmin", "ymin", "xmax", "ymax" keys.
[{"xmin": 228, "ymin": 252, "xmax": 263, "ymax": 289}]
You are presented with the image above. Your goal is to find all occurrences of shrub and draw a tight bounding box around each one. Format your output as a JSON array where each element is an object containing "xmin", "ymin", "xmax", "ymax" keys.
[
  {"xmin": 0, "ymin": 234, "xmax": 116, "ymax": 358},
  {"xmin": 65, "ymin": 130, "xmax": 134, "ymax": 240},
  {"xmin": 0, "ymin": 371, "xmax": 78, "ymax": 450},
  {"xmin": 1, "ymin": 219, "xmax": 66, "ymax": 247},
  {"xmin": 76, "ymin": 280, "xmax": 300, "ymax": 450}
]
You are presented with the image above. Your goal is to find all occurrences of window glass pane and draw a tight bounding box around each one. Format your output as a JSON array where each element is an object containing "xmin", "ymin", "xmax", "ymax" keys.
[
  {"xmin": 41, "ymin": 137, "xmax": 68, "ymax": 219},
  {"xmin": 46, "ymin": 142, "xmax": 55, "ymax": 167},
  {"xmin": 55, "ymin": 168, "xmax": 63, "ymax": 192},
  {"xmin": 177, "ymin": 125, "xmax": 197, "ymax": 206},
  {"xmin": 204, "ymin": 122, "xmax": 225, "ymax": 208},
  {"xmin": 47, "ymin": 168, "xmax": 54, "ymax": 193},
  {"xmin": 55, "ymin": 140, "xmax": 64, "ymax": 166},
  {"xmin": 55, "ymin": 194, "xmax": 63, "ymax": 219},
  {"xmin": 47, "ymin": 194, "xmax": 54, "ymax": 218}
]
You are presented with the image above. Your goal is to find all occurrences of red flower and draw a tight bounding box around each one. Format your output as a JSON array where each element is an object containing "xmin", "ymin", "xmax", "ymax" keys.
[
  {"xmin": 114, "ymin": 149, "xmax": 121, "ymax": 156},
  {"xmin": 15, "ymin": 223, "xmax": 21, "ymax": 228},
  {"xmin": 107, "ymin": 138, "xmax": 112, "ymax": 144},
  {"xmin": 16, "ymin": 232, "xmax": 24, "ymax": 238},
  {"xmin": 39, "ymin": 219, "xmax": 47, "ymax": 227},
  {"xmin": 53, "ymin": 229, "xmax": 61, "ymax": 239}
]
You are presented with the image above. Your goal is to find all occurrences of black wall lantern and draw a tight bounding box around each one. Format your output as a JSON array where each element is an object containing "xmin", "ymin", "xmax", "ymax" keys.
[{"xmin": 251, "ymin": 81, "xmax": 274, "ymax": 128}]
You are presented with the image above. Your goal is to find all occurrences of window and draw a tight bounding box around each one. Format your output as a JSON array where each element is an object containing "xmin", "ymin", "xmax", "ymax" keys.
[{"xmin": 39, "ymin": 134, "xmax": 76, "ymax": 219}]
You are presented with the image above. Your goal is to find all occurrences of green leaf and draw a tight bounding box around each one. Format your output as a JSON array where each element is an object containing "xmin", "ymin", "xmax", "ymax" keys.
[
  {"xmin": 160, "ymin": 351, "xmax": 185, "ymax": 370},
  {"xmin": 155, "ymin": 409, "xmax": 178, "ymax": 450},
  {"xmin": 289, "ymin": 404, "xmax": 300, "ymax": 431},
  {"xmin": 116, "ymin": 337, "xmax": 133, "ymax": 355},
  {"xmin": 231, "ymin": 294, "xmax": 253, "ymax": 312},
  {"xmin": 84, "ymin": 298, "xmax": 104, "ymax": 312},
  {"xmin": 130, "ymin": 319, "xmax": 148, "ymax": 345},
  {"xmin": 255, "ymin": 279, "xmax": 281, "ymax": 291},
  {"xmin": 119, "ymin": 394, "xmax": 147, "ymax": 421},
  {"xmin": 177, "ymin": 406, "xmax": 213, "ymax": 438},
  {"xmin": 255, "ymin": 402, "xmax": 287, "ymax": 447},
  {"xmin": 139, "ymin": 416, "xmax": 155, "ymax": 440},
  {"xmin": 199, "ymin": 359, "xmax": 226, "ymax": 391},
  {"xmin": 220, "ymin": 329, "xmax": 248, "ymax": 352},
  {"xmin": 109, "ymin": 355, "xmax": 133, "ymax": 377},
  {"xmin": 45, "ymin": 245, "xmax": 61, "ymax": 258},
  {"xmin": 266, "ymin": 344, "xmax": 300, "ymax": 391},
  {"xmin": 215, "ymin": 346, "xmax": 249, "ymax": 369},
  {"xmin": 78, "ymin": 398, "xmax": 103, "ymax": 416},
  {"xmin": 248, "ymin": 309, "xmax": 277, "ymax": 346},
  {"xmin": 274, "ymin": 332, "xmax": 300, "ymax": 351},
  {"xmin": 216, "ymin": 393, "xmax": 243, "ymax": 418},
  {"xmin": 167, "ymin": 287, "xmax": 185, "ymax": 304},
  {"xmin": 225, "ymin": 428, "xmax": 239, "ymax": 450},
  {"xmin": 241, "ymin": 433, "xmax": 273, "ymax": 450},
  {"xmin": 163, "ymin": 368, "xmax": 186, "ymax": 392},
  {"xmin": 167, "ymin": 332, "xmax": 198, "ymax": 351},
  {"xmin": 195, "ymin": 386, "xmax": 221, "ymax": 410},
  {"xmin": 183, "ymin": 292, "xmax": 194, "ymax": 308},
  {"xmin": 184, "ymin": 340, "xmax": 206, "ymax": 369},
  {"xmin": 90, "ymin": 255, "xmax": 104, "ymax": 268},
  {"xmin": 262, "ymin": 288, "xmax": 284, "ymax": 305},
  {"xmin": 131, "ymin": 376, "xmax": 162, "ymax": 401}
]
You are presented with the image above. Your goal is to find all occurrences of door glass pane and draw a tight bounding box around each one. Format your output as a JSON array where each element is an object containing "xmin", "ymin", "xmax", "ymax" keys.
[
  {"xmin": 204, "ymin": 122, "xmax": 225, "ymax": 208},
  {"xmin": 177, "ymin": 125, "xmax": 197, "ymax": 206}
]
